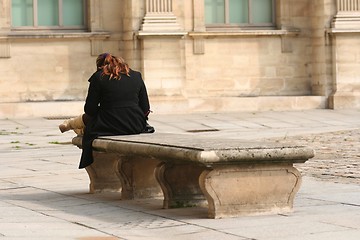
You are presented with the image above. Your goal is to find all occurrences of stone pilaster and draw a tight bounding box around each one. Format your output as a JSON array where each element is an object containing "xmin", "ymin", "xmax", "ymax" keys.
[
  {"xmin": 88, "ymin": 0, "xmax": 103, "ymax": 32},
  {"xmin": 191, "ymin": 0, "xmax": 205, "ymax": 54},
  {"xmin": 0, "ymin": 0, "xmax": 11, "ymax": 58},
  {"xmin": 0, "ymin": 40, "xmax": 10, "ymax": 58},
  {"xmin": 140, "ymin": 0, "xmax": 182, "ymax": 32},
  {"xmin": 329, "ymin": 0, "xmax": 360, "ymax": 109},
  {"xmin": 137, "ymin": 0, "xmax": 186, "ymax": 99},
  {"xmin": 332, "ymin": 0, "xmax": 360, "ymax": 29}
]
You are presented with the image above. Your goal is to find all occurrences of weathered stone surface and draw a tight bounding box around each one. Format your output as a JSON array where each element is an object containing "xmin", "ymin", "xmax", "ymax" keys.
[
  {"xmin": 93, "ymin": 133, "xmax": 314, "ymax": 164},
  {"xmin": 199, "ymin": 165, "xmax": 302, "ymax": 218},
  {"xmin": 86, "ymin": 152, "xmax": 122, "ymax": 193},
  {"xmin": 72, "ymin": 133, "xmax": 314, "ymax": 218}
]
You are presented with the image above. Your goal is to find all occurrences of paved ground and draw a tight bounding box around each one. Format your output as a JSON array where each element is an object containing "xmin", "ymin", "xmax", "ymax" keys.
[{"xmin": 0, "ymin": 109, "xmax": 360, "ymax": 239}]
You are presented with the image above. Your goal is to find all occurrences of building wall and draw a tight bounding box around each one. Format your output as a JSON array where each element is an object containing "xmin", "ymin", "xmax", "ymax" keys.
[
  {"xmin": 327, "ymin": 0, "xmax": 360, "ymax": 108},
  {"xmin": 310, "ymin": 0, "xmax": 336, "ymax": 101},
  {"xmin": 137, "ymin": 0, "xmax": 324, "ymax": 112},
  {"xmin": 329, "ymin": 35, "xmax": 360, "ymax": 108},
  {"xmin": 0, "ymin": 0, "xmax": 126, "ymax": 117},
  {"xmin": 0, "ymin": 0, "xmax": 359, "ymax": 118}
]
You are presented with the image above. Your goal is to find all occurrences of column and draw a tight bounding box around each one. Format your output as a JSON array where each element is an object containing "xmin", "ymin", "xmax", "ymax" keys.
[
  {"xmin": 329, "ymin": 0, "xmax": 360, "ymax": 109},
  {"xmin": 191, "ymin": 0, "xmax": 205, "ymax": 54},
  {"xmin": 332, "ymin": 0, "xmax": 360, "ymax": 29},
  {"xmin": 140, "ymin": 0, "xmax": 181, "ymax": 32},
  {"xmin": 337, "ymin": 0, "xmax": 360, "ymax": 11},
  {"xmin": 0, "ymin": 0, "xmax": 11, "ymax": 58},
  {"xmin": 137, "ymin": 0, "xmax": 186, "ymax": 102}
]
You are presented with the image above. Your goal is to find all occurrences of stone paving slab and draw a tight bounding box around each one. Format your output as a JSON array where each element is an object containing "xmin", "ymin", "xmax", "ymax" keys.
[{"xmin": 0, "ymin": 109, "xmax": 360, "ymax": 239}]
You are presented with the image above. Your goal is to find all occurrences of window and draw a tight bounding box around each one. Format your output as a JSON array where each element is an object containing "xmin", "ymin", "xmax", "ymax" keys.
[
  {"xmin": 11, "ymin": 0, "xmax": 86, "ymax": 29},
  {"xmin": 205, "ymin": 0, "xmax": 275, "ymax": 28}
]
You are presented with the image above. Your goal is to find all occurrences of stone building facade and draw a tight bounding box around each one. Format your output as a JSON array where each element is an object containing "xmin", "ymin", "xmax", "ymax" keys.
[{"xmin": 0, "ymin": 0, "xmax": 359, "ymax": 118}]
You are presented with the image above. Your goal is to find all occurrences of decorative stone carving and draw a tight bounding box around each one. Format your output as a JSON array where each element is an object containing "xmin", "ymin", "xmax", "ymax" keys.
[
  {"xmin": 117, "ymin": 155, "xmax": 163, "ymax": 199},
  {"xmin": 155, "ymin": 162, "xmax": 208, "ymax": 208},
  {"xmin": 199, "ymin": 165, "xmax": 302, "ymax": 218},
  {"xmin": 332, "ymin": 0, "xmax": 360, "ymax": 29},
  {"xmin": 88, "ymin": 152, "xmax": 163, "ymax": 198},
  {"xmin": 85, "ymin": 152, "xmax": 122, "ymax": 193},
  {"xmin": 140, "ymin": 0, "xmax": 182, "ymax": 32}
]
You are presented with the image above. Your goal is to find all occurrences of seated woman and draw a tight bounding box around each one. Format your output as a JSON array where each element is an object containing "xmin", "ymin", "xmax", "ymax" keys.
[{"xmin": 60, "ymin": 53, "xmax": 154, "ymax": 169}]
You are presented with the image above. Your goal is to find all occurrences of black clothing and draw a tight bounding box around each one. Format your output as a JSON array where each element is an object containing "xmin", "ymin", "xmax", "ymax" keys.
[{"xmin": 79, "ymin": 69, "xmax": 150, "ymax": 169}]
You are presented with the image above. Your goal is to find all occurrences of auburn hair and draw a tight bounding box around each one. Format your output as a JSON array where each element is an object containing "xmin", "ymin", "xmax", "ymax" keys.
[{"xmin": 96, "ymin": 53, "xmax": 130, "ymax": 80}]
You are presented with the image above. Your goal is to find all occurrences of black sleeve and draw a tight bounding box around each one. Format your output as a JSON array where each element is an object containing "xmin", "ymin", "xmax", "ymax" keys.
[
  {"xmin": 84, "ymin": 73, "xmax": 101, "ymax": 117},
  {"xmin": 137, "ymin": 72, "xmax": 151, "ymax": 116}
]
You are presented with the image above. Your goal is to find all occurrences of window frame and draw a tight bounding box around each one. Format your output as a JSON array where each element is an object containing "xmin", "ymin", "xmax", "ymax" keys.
[
  {"xmin": 11, "ymin": 0, "xmax": 87, "ymax": 31},
  {"xmin": 205, "ymin": 0, "xmax": 276, "ymax": 29}
]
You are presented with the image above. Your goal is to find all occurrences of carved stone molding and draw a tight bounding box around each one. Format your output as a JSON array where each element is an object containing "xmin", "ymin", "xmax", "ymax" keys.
[
  {"xmin": 140, "ymin": 0, "xmax": 182, "ymax": 32},
  {"xmin": 332, "ymin": 0, "xmax": 360, "ymax": 29}
]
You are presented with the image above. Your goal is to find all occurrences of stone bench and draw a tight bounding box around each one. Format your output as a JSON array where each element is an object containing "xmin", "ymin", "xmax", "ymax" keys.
[{"xmin": 72, "ymin": 133, "xmax": 314, "ymax": 218}]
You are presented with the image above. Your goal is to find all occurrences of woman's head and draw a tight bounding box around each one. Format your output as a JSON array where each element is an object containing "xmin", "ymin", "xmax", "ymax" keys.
[
  {"xmin": 96, "ymin": 53, "xmax": 109, "ymax": 69},
  {"xmin": 96, "ymin": 53, "xmax": 130, "ymax": 79}
]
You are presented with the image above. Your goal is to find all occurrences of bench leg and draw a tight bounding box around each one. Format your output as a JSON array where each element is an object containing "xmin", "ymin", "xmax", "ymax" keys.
[
  {"xmin": 118, "ymin": 156, "xmax": 163, "ymax": 200},
  {"xmin": 85, "ymin": 152, "xmax": 122, "ymax": 193},
  {"xmin": 155, "ymin": 162, "xmax": 208, "ymax": 208},
  {"xmin": 199, "ymin": 164, "xmax": 302, "ymax": 219}
]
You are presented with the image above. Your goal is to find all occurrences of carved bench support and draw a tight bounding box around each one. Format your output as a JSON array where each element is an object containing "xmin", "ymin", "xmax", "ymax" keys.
[
  {"xmin": 118, "ymin": 156, "xmax": 163, "ymax": 199},
  {"xmin": 85, "ymin": 151, "xmax": 162, "ymax": 199},
  {"xmin": 199, "ymin": 164, "xmax": 302, "ymax": 219},
  {"xmin": 86, "ymin": 152, "xmax": 122, "ymax": 193},
  {"xmin": 155, "ymin": 162, "xmax": 208, "ymax": 208}
]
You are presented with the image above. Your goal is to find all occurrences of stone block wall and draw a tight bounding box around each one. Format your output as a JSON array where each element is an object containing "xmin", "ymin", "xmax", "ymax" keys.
[
  {"xmin": 0, "ymin": 0, "xmax": 123, "ymax": 104},
  {"xmin": 1, "ymin": 0, "xmax": 360, "ymax": 117},
  {"xmin": 328, "ymin": 0, "xmax": 360, "ymax": 108},
  {"xmin": 133, "ymin": 0, "xmax": 326, "ymax": 113},
  {"xmin": 329, "ymin": 35, "xmax": 360, "ymax": 108},
  {"xmin": 0, "ymin": 40, "xmax": 93, "ymax": 102}
]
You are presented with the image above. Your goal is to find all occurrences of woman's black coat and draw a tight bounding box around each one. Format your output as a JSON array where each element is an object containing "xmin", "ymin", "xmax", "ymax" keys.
[{"xmin": 79, "ymin": 69, "xmax": 150, "ymax": 169}]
